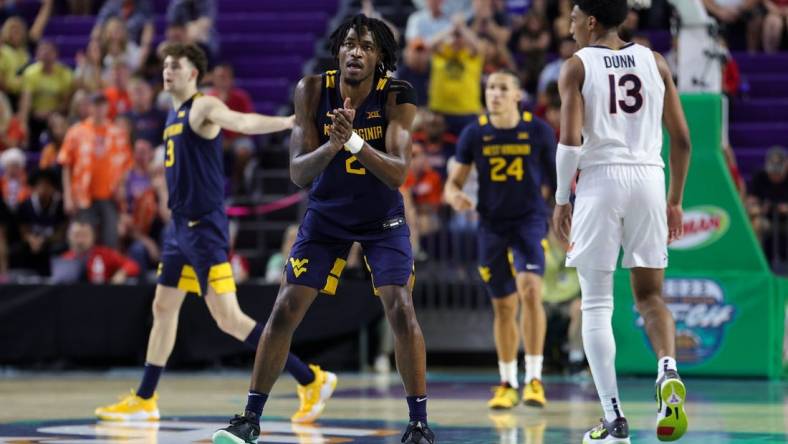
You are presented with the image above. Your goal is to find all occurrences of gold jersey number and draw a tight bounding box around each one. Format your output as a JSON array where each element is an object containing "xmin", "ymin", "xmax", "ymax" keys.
[
  {"xmin": 489, "ymin": 157, "xmax": 523, "ymax": 182},
  {"xmin": 165, "ymin": 139, "xmax": 175, "ymax": 167},
  {"xmin": 345, "ymin": 149, "xmax": 366, "ymax": 175}
]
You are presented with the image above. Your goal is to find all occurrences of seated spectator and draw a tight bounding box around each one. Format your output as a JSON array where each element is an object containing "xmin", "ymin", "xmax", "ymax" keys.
[
  {"xmin": 396, "ymin": 38, "xmax": 430, "ymax": 108},
  {"xmin": 207, "ymin": 63, "xmax": 254, "ymax": 151},
  {"xmin": 167, "ymin": 0, "xmax": 219, "ymax": 59},
  {"xmin": 0, "ymin": 147, "xmax": 30, "ymax": 210},
  {"xmin": 411, "ymin": 108, "xmax": 456, "ymax": 178},
  {"xmin": 749, "ymin": 146, "xmax": 788, "ymax": 263},
  {"xmin": 467, "ymin": 0, "xmax": 511, "ymax": 48},
  {"xmin": 39, "ymin": 112, "xmax": 68, "ymax": 170},
  {"xmin": 511, "ymin": 12, "xmax": 550, "ymax": 94},
  {"xmin": 405, "ymin": 0, "xmax": 453, "ymax": 46},
  {"xmin": 537, "ymin": 37, "xmax": 575, "ymax": 96},
  {"xmin": 103, "ymin": 61, "xmax": 132, "ymax": 120},
  {"xmin": 703, "ymin": 0, "xmax": 762, "ymax": 52},
  {"xmin": 17, "ymin": 40, "xmax": 74, "ymax": 150},
  {"xmin": 551, "ymin": 0, "xmax": 573, "ymax": 42},
  {"xmin": 480, "ymin": 34, "xmax": 516, "ymax": 75},
  {"xmin": 0, "ymin": 1, "xmax": 52, "ymax": 105},
  {"xmin": 68, "ymin": 89, "xmax": 91, "ymax": 124},
  {"xmin": 0, "ymin": 91, "xmax": 27, "ymax": 150},
  {"xmin": 402, "ymin": 142, "xmax": 442, "ymax": 240},
  {"xmin": 542, "ymin": 224, "xmax": 584, "ymax": 375},
  {"xmin": 265, "ymin": 224, "xmax": 299, "ymax": 283},
  {"xmin": 99, "ymin": 16, "xmax": 150, "ymax": 75},
  {"xmin": 122, "ymin": 77, "xmax": 165, "ymax": 146},
  {"xmin": 428, "ymin": 16, "xmax": 485, "ymax": 136},
  {"xmin": 93, "ymin": 0, "xmax": 154, "ymax": 45},
  {"xmin": 763, "ymin": 0, "xmax": 788, "ymax": 52},
  {"xmin": 74, "ymin": 39, "xmax": 104, "ymax": 93},
  {"xmin": 57, "ymin": 218, "xmax": 140, "ymax": 284},
  {"xmin": 13, "ymin": 169, "xmax": 66, "ymax": 276},
  {"xmin": 58, "ymin": 92, "xmax": 132, "ymax": 249}
]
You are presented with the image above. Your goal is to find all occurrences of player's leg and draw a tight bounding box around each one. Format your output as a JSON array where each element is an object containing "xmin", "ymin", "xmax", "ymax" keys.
[
  {"xmin": 363, "ymin": 230, "xmax": 434, "ymax": 444},
  {"xmin": 567, "ymin": 297, "xmax": 586, "ymax": 374},
  {"xmin": 95, "ymin": 283, "xmax": 187, "ymax": 421},
  {"xmin": 479, "ymin": 226, "xmax": 521, "ymax": 409}
]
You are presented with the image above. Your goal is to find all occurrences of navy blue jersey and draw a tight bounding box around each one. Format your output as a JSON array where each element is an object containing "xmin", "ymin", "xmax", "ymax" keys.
[
  {"xmin": 309, "ymin": 71, "xmax": 412, "ymax": 230},
  {"xmin": 163, "ymin": 93, "xmax": 225, "ymax": 218},
  {"xmin": 456, "ymin": 112, "xmax": 557, "ymax": 223}
]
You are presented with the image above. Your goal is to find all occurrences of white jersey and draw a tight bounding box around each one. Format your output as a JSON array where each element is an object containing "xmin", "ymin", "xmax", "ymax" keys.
[{"xmin": 574, "ymin": 42, "xmax": 665, "ymax": 169}]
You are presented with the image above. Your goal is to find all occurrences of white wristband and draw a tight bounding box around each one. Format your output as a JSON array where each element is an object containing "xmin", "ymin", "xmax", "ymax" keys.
[
  {"xmin": 555, "ymin": 143, "xmax": 582, "ymax": 205},
  {"xmin": 345, "ymin": 132, "xmax": 364, "ymax": 154}
]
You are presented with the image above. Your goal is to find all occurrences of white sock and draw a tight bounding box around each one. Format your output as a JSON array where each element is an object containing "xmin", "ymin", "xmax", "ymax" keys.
[
  {"xmin": 498, "ymin": 360, "xmax": 519, "ymax": 388},
  {"xmin": 657, "ymin": 356, "xmax": 677, "ymax": 382},
  {"xmin": 569, "ymin": 349, "xmax": 585, "ymax": 363},
  {"xmin": 578, "ymin": 267, "xmax": 624, "ymax": 422},
  {"xmin": 524, "ymin": 355, "xmax": 543, "ymax": 383}
]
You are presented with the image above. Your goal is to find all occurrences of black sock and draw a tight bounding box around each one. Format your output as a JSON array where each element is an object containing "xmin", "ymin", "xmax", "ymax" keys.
[
  {"xmin": 406, "ymin": 395, "xmax": 428, "ymax": 423},
  {"xmin": 244, "ymin": 391, "xmax": 268, "ymax": 424},
  {"xmin": 243, "ymin": 323, "xmax": 264, "ymax": 349},
  {"xmin": 136, "ymin": 363, "xmax": 163, "ymax": 399}
]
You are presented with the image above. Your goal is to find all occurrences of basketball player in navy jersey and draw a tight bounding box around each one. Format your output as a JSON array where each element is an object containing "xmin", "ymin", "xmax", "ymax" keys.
[
  {"xmin": 553, "ymin": 1, "xmax": 690, "ymax": 442},
  {"xmin": 95, "ymin": 43, "xmax": 337, "ymax": 425},
  {"xmin": 213, "ymin": 15, "xmax": 434, "ymax": 444},
  {"xmin": 445, "ymin": 70, "xmax": 556, "ymax": 410}
]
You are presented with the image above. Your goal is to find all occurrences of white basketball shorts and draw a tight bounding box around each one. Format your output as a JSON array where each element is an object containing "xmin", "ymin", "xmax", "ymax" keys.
[{"xmin": 565, "ymin": 164, "xmax": 668, "ymax": 271}]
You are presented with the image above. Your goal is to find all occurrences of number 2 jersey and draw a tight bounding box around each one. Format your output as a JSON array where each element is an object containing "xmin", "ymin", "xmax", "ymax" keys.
[
  {"xmin": 574, "ymin": 42, "xmax": 665, "ymax": 169},
  {"xmin": 310, "ymin": 70, "xmax": 416, "ymax": 230},
  {"xmin": 455, "ymin": 111, "xmax": 556, "ymax": 223}
]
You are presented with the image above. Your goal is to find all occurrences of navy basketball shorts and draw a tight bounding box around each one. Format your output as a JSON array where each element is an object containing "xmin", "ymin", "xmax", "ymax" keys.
[
  {"xmin": 157, "ymin": 208, "xmax": 235, "ymax": 296},
  {"xmin": 285, "ymin": 209, "xmax": 414, "ymax": 295},
  {"xmin": 477, "ymin": 217, "xmax": 548, "ymax": 298}
]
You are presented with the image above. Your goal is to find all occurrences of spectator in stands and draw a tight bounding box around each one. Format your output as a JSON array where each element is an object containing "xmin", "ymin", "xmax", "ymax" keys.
[
  {"xmin": 405, "ymin": 0, "xmax": 453, "ymax": 46},
  {"xmin": 537, "ymin": 37, "xmax": 575, "ymax": 95},
  {"xmin": 411, "ymin": 0, "xmax": 471, "ymax": 17},
  {"xmin": 103, "ymin": 61, "xmax": 132, "ymax": 121},
  {"xmin": 58, "ymin": 92, "xmax": 132, "ymax": 249},
  {"xmin": 763, "ymin": 0, "xmax": 788, "ymax": 52},
  {"xmin": 67, "ymin": 89, "xmax": 91, "ymax": 124},
  {"xmin": 480, "ymin": 34, "xmax": 516, "ymax": 75},
  {"xmin": 99, "ymin": 16, "xmax": 151, "ymax": 75},
  {"xmin": 67, "ymin": 0, "xmax": 93, "ymax": 15},
  {"xmin": 551, "ymin": 0, "xmax": 573, "ymax": 42},
  {"xmin": 428, "ymin": 15, "xmax": 485, "ymax": 136},
  {"xmin": 467, "ymin": 0, "xmax": 511, "ymax": 48},
  {"xmin": 411, "ymin": 108, "xmax": 456, "ymax": 178},
  {"xmin": 122, "ymin": 77, "xmax": 164, "ymax": 146},
  {"xmin": 361, "ymin": 0, "xmax": 401, "ymax": 44},
  {"xmin": 703, "ymin": 0, "xmax": 763, "ymax": 52},
  {"xmin": 749, "ymin": 146, "xmax": 788, "ymax": 263},
  {"xmin": 265, "ymin": 224, "xmax": 299, "ymax": 283},
  {"xmin": 511, "ymin": 11, "xmax": 551, "ymax": 94},
  {"xmin": 74, "ymin": 39, "xmax": 104, "ymax": 93},
  {"xmin": 0, "ymin": 0, "xmax": 52, "ymax": 105},
  {"xmin": 402, "ymin": 142, "xmax": 442, "ymax": 241},
  {"xmin": 117, "ymin": 138, "xmax": 160, "ymax": 273},
  {"xmin": 156, "ymin": 22, "xmax": 214, "ymax": 75},
  {"xmin": 14, "ymin": 169, "xmax": 66, "ymax": 276},
  {"xmin": 167, "ymin": 0, "xmax": 219, "ymax": 59},
  {"xmin": 0, "ymin": 91, "xmax": 27, "ymax": 150},
  {"xmin": 39, "ymin": 112, "xmax": 67, "ymax": 170},
  {"xmin": 93, "ymin": 0, "xmax": 154, "ymax": 45},
  {"xmin": 396, "ymin": 38, "xmax": 430, "ymax": 107},
  {"xmin": 17, "ymin": 40, "xmax": 74, "ymax": 150},
  {"xmin": 0, "ymin": 147, "xmax": 29, "ymax": 210},
  {"xmin": 58, "ymin": 218, "xmax": 140, "ymax": 284},
  {"xmin": 542, "ymin": 224, "xmax": 584, "ymax": 375}
]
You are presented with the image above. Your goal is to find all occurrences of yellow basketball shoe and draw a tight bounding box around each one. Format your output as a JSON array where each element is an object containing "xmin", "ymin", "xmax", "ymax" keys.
[
  {"xmin": 95, "ymin": 390, "xmax": 160, "ymax": 421},
  {"xmin": 291, "ymin": 364, "xmax": 338, "ymax": 424},
  {"xmin": 487, "ymin": 384, "xmax": 520, "ymax": 409},
  {"xmin": 523, "ymin": 379, "xmax": 546, "ymax": 408}
]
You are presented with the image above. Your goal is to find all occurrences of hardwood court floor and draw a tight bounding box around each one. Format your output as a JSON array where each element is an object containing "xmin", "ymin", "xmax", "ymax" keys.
[{"xmin": 0, "ymin": 370, "xmax": 785, "ymax": 443}]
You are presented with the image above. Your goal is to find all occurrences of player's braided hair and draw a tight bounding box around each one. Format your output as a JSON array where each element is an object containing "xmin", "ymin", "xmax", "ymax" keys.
[
  {"xmin": 329, "ymin": 14, "xmax": 398, "ymax": 75},
  {"xmin": 574, "ymin": 0, "xmax": 628, "ymax": 29}
]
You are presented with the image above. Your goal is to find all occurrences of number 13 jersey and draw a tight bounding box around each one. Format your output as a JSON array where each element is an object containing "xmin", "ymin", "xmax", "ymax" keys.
[{"xmin": 574, "ymin": 42, "xmax": 665, "ymax": 169}]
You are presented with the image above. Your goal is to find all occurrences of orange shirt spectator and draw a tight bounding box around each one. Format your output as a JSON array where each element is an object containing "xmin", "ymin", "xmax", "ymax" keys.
[
  {"xmin": 57, "ymin": 117, "xmax": 131, "ymax": 209},
  {"xmin": 104, "ymin": 85, "xmax": 132, "ymax": 120},
  {"xmin": 403, "ymin": 168, "xmax": 443, "ymax": 207}
]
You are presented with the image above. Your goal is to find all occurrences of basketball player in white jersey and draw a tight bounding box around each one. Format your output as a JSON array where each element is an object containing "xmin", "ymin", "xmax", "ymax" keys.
[{"xmin": 553, "ymin": 1, "xmax": 691, "ymax": 443}]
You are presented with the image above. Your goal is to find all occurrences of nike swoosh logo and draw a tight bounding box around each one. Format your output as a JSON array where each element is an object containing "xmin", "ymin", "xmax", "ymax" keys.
[
  {"xmin": 526, "ymin": 264, "xmax": 539, "ymax": 270},
  {"xmin": 188, "ymin": 220, "xmax": 200, "ymax": 228},
  {"xmin": 416, "ymin": 397, "xmax": 428, "ymax": 402}
]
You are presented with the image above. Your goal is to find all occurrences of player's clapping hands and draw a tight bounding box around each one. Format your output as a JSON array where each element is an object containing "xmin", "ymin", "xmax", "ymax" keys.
[{"xmin": 329, "ymin": 98, "xmax": 356, "ymax": 149}]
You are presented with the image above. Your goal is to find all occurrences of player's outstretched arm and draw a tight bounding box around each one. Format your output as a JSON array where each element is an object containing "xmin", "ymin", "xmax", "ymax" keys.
[
  {"xmin": 340, "ymin": 85, "xmax": 417, "ymax": 189},
  {"xmin": 289, "ymin": 76, "xmax": 345, "ymax": 188},
  {"xmin": 192, "ymin": 95, "xmax": 294, "ymax": 135},
  {"xmin": 654, "ymin": 51, "xmax": 691, "ymax": 242}
]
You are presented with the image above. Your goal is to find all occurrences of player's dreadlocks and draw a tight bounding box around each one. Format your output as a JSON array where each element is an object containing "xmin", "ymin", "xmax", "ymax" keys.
[{"xmin": 329, "ymin": 14, "xmax": 398, "ymax": 75}]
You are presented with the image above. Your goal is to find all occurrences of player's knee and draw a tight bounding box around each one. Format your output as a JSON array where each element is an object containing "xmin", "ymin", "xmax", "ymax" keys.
[
  {"xmin": 492, "ymin": 299, "xmax": 517, "ymax": 322},
  {"xmin": 151, "ymin": 296, "xmax": 179, "ymax": 320},
  {"xmin": 519, "ymin": 288, "xmax": 541, "ymax": 307},
  {"xmin": 383, "ymin": 295, "xmax": 418, "ymax": 336},
  {"xmin": 268, "ymin": 296, "xmax": 305, "ymax": 332}
]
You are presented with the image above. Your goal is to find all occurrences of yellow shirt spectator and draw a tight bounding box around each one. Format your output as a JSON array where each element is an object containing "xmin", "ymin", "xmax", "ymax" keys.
[
  {"xmin": 428, "ymin": 44, "xmax": 483, "ymax": 115},
  {"xmin": 21, "ymin": 61, "xmax": 73, "ymax": 116},
  {"xmin": 0, "ymin": 44, "xmax": 29, "ymax": 95}
]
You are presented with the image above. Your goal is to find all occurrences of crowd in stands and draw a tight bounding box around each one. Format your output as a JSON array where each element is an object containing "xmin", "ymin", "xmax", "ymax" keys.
[{"xmin": 0, "ymin": 0, "xmax": 784, "ymax": 286}]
